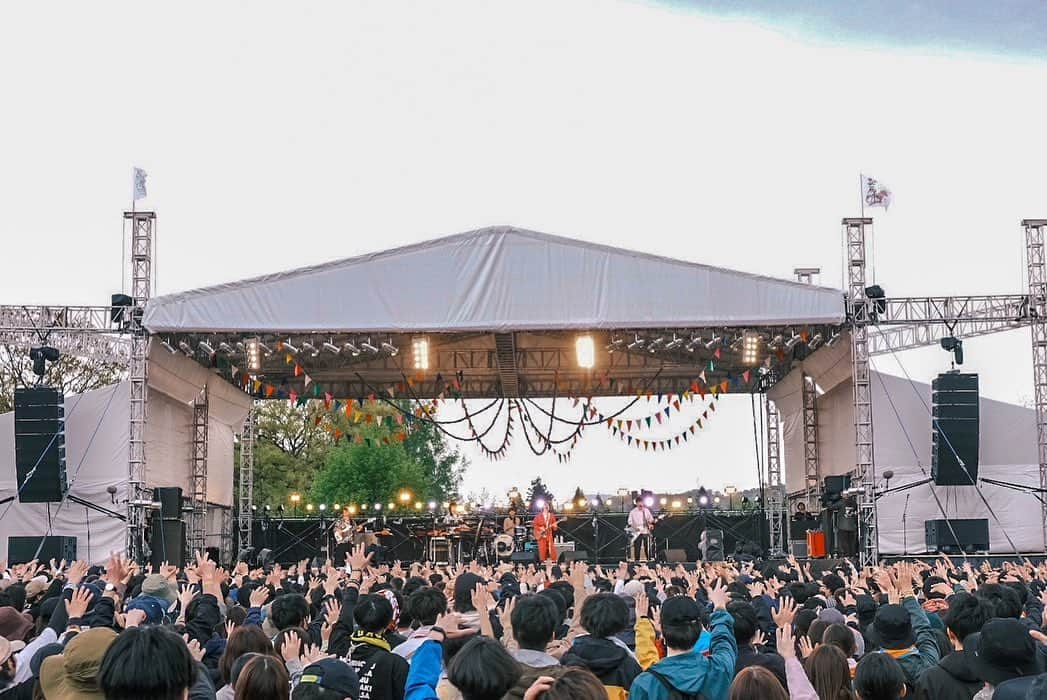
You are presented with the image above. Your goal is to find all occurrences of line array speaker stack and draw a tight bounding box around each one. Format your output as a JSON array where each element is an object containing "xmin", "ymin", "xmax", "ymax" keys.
[
  {"xmin": 699, "ymin": 528, "xmax": 724, "ymax": 562},
  {"xmin": 13, "ymin": 387, "xmax": 67, "ymax": 502},
  {"xmin": 8, "ymin": 536, "xmax": 77, "ymax": 564},
  {"xmin": 150, "ymin": 487, "xmax": 185, "ymax": 569},
  {"xmin": 931, "ymin": 372, "xmax": 980, "ymax": 485}
]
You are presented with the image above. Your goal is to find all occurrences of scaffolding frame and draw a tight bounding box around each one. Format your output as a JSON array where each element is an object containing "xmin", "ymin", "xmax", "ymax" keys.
[
  {"xmin": 765, "ymin": 397, "xmax": 786, "ymax": 555},
  {"xmin": 188, "ymin": 391, "xmax": 209, "ymax": 554},
  {"xmin": 238, "ymin": 407, "xmax": 256, "ymax": 551}
]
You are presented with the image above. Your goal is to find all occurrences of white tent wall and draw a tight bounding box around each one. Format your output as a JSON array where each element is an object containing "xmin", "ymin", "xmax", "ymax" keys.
[
  {"xmin": 771, "ymin": 339, "xmax": 1045, "ymax": 553},
  {"xmin": 0, "ymin": 347, "xmax": 251, "ymax": 564}
]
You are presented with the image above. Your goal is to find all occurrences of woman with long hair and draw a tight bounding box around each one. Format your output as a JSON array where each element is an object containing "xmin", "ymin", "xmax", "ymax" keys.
[
  {"xmin": 729, "ymin": 666, "xmax": 788, "ymax": 700},
  {"xmin": 235, "ymin": 654, "xmax": 290, "ymax": 700},
  {"xmin": 804, "ymin": 645, "xmax": 854, "ymax": 700},
  {"xmin": 218, "ymin": 626, "xmax": 279, "ymax": 699}
]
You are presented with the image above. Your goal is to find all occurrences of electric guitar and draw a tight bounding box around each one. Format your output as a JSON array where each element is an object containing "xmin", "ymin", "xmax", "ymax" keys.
[
  {"xmin": 534, "ymin": 517, "xmax": 557, "ymax": 541},
  {"xmin": 625, "ymin": 512, "xmax": 670, "ymax": 545}
]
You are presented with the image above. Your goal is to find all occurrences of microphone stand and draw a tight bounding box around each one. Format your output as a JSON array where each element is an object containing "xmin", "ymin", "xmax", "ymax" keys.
[{"xmin": 902, "ymin": 494, "xmax": 910, "ymax": 555}]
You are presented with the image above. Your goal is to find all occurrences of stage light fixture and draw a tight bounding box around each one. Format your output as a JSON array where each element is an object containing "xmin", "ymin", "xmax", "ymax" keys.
[
  {"xmin": 264, "ymin": 505, "xmax": 271, "ymax": 512},
  {"xmin": 826, "ymin": 332, "xmax": 842, "ymax": 347},
  {"xmin": 282, "ymin": 342, "xmax": 299, "ymax": 355},
  {"xmin": 742, "ymin": 332, "xmax": 761, "ymax": 366},
  {"xmin": 784, "ymin": 335, "xmax": 801, "ymax": 350},
  {"xmin": 333, "ymin": 503, "xmax": 340, "ymax": 510},
  {"xmin": 250, "ymin": 504, "xmax": 258, "ymax": 511},
  {"xmin": 730, "ymin": 335, "xmax": 744, "ymax": 351},
  {"xmin": 301, "ymin": 341, "xmax": 319, "ymax": 356},
  {"xmin": 217, "ymin": 342, "xmax": 235, "ymax": 354},
  {"xmin": 198, "ymin": 341, "xmax": 215, "ymax": 356},
  {"xmin": 769, "ymin": 334, "xmax": 784, "ymax": 348},
  {"xmin": 361, "ymin": 339, "xmax": 379, "ymax": 354},
  {"xmin": 178, "ymin": 341, "xmax": 194, "ymax": 356},
  {"xmin": 643, "ymin": 495, "xmax": 654, "ymax": 507},
  {"xmin": 161, "ymin": 340, "xmax": 178, "ymax": 354},
  {"xmin": 563, "ymin": 502, "xmax": 573, "ymax": 511},
  {"xmin": 322, "ymin": 342, "xmax": 341, "ymax": 355},
  {"xmin": 940, "ymin": 336, "xmax": 964, "ymax": 364},
  {"xmin": 399, "ymin": 490, "xmax": 412, "ymax": 503},
  {"xmin": 290, "ymin": 493, "xmax": 301, "ymax": 504},
  {"xmin": 665, "ymin": 334, "xmax": 684, "ymax": 350},
  {"xmin": 704, "ymin": 336, "xmax": 722, "ymax": 350},
  {"xmin": 685, "ymin": 335, "xmax": 700, "ymax": 352},
  {"xmin": 627, "ymin": 335, "xmax": 645, "ymax": 350},
  {"xmin": 387, "ymin": 502, "xmax": 395, "ymax": 511},
  {"xmin": 534, "ymin": 498, "xmax": 546, "ymax": 509},
  {"xmin": 671, "ymin": 500, "xmax": 682, "ymax": 509},
  {"xmin": 687, "ymin": 497, "xmax": 694, "ymax": 504},
  {"xmin": 381, "ymin": 341, "xmax": 399, "ymax": 356},
  {"xmin": 374, "ymin": 503, "xmax": 382, "ymax": 511},
  {"xmin": 306, "ymin": 503, "xmax": 314, "ymax": 512},
  {"xmin": 808, "ymin": 333, "xmax": 824, "ymax": 350},
  {"xmin": 318, "ymin": 503, "xmax": 326, "ymax": 511},
  {"xmin": 606, "ymin": 336, "xmax": 624, "ymax": 353},
  {"xmin": 590, "ymin": 498, "xmax": 599, "ymax": 506},
  {"xmin": 575, "ymin": 335, "xmax": 595, "ymax": 369},
  {"xmin": 347, "ymin": 505, "xmax": 357, "ymax": 514},
  {"xmin": 408, "ymin": 337, "xmax": 430, "ymax": 370},
  {"xmin": 343, "ymin": 342, "xmax": 361, "ymax": 356},
  {"xmin": 428, "ymin": 501, "xmax": 437, "ymax": 510},
  {"xmin": 415, "ymin": 501, "xmax": 423, "ymax": 510},
  {"xmin": 646, "ymin": 336, "xmax": 664, "ymax": 353},
  {"xmin": 699, "ymin": 495, "xmax": 709, "ymax": 506},
  {"xmin": 659, "ymin": 496, "xmax": 667, "ymax": 505}
]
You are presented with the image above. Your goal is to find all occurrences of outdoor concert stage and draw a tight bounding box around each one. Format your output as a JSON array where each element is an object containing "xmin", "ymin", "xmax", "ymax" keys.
[{"xmin": 252, "ymin": 511, "xmax": 768, "ymax": 566}]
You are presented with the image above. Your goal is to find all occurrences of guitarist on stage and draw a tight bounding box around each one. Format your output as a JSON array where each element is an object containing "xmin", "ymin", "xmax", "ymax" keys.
[
  {"xmin": 628, "ymin": 496, "xmax": 655, "ymax": 561},
  {"xmin": 533, "ymin": 501, "xmax": 558, "ymax": 562}
]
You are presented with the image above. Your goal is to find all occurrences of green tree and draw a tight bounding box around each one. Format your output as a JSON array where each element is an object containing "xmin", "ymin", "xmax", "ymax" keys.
[
  {"xmin": 401, "ymin": 418, "xmax": 467, "ymax": 501},
  {"xmin": 572, "ymin": 486, "xmax": 588, "ymax": 511},
  {"xmin": 526, "ymin": 477, "xmax": 551, "ymax": 511},
  {"xmin": 309, "ymin": 436, "xmax": 428, "ymax": 508},
  {"xmin": 0, "ymin": 344, "xmax": 125, "ymax": 413},
  {"xmin": 249, "ymin": 401, "xmax": 333, "ymax": 507}
]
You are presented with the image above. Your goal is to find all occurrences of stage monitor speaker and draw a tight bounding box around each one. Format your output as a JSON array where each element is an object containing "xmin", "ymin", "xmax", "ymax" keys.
[
  {"xmin": 13, "ymin": 387, "xmax": 67, "ymax": 503},
  {"xmin": 150, "ymin": 519, "xmax": 186, "ymax": 569},
  {"xmin": 925, "ymin": 518, "xmax": 989, "ymax": 554},
  {"xmin": 8, "ymin": 535, "xmax": 77, "ymax": 564},
  {"xmin": 664, "ymin": 548, "xmax": 688, "ymax": 563},
  {"xmin": 699, "ymin": 528, "xmax": 724, "ymax": 562},
  {"xmin": 510, "ymin": 551, "xmax": 537, "ymax": 564},
  {"xmin": 559, "ymin": 551, "xmax": 588, "ymax": 563},
  {"xmin": 154, "ymin": 487, "xmax": 183, "ymax": 520},
  {"xmin": 790, "ymin": 540, "xmax": 808, "ymax": 558},
  {"xmin": 931, "ymin": 373, "xmax": 979, "ymax": 485}
]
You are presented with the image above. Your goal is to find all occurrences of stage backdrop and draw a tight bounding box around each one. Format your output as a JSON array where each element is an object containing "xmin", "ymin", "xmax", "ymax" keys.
[{"xmin": 771, "ymin": 336, "xmax": 1043, "ymax": 553}]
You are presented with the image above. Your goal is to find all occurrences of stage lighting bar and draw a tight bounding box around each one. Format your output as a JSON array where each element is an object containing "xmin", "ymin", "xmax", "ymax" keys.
[
  {"xmin": 646, "ymin": 336, "xmax": 664, "ymax": 353},
  {"xmin": 161, "ymin": 340, "xmax": 178, "ymax": 354},
  {"xmin": 361, "ymin": 339, "xmax": 379, "ymax": 354},
  {"xmin": 281, "ymin": 341, "xmax": 299, "ymax": 355},
  {"xmin": 322, "ymin": 342, "xmax": 341, "ymax": 355},
  {"xmin": 575, "ymin": 335, "xmax": 595, "ymax": 368},
  {"xmin": 784, "ymin": 335, "xmax": 801, "ymax": 350},
  {"xmin": 246, "ymin": 338, "xmax": 262, "ymax": 372},
  {"xmin": 769, "ymin": 334, "xmax": 784, "ymax": 349},
  {"xmin": 382, "ymin": 340, "xmax": 399, "ymax": 356},
  {"xmin": 218, "ymin": 342, "xmax": 235, "ymax": 354},
  {"xmin": 826, "ymin": 332, "xmax": 842, "ymax": 347},
  {"xmin": 665, "ymin": 334, "xmax": 684, "ymax": 350},
  {"xmin": 198, "ymin": 341, "xmax": 215, "ymax": 356},
  {"xmin": 742, "ymin": 331, "xmax": 761, "ymax": 366},
  {"xmin": 412, "ymin": 337, "xmax": 430, "ymax": 370},
  {"xmin": 606, "ymin": 336, "xmax": 625, "ymax": 353},
  {"xmin": 808, "ymin": 333, "xmax": 824, "ymax": 350},
  {"xmin": 704, "ymin": 336, "xmax": 722, "ymax": 350},
  {"xmin": 684, "ymin": 335, "xmax": 700, "ymax": 352},
  {"xmin": 343, "ymin": 341, "xmax": 361, "ymax": 356}
]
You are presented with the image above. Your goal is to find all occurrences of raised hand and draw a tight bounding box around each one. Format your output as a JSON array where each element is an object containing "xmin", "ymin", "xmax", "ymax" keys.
[
  {"xmin": 798, "ymin": 635, "xmax": 815, "ymax": 659},
  {"xmin": 280, "ymin": 630, "xmax": 303, "ymax": 662},
  {"xmin": 772, "ymin": 596, "xmax": 798, "ymax": 628},
  {"xmin": 124, "ymin": 608, "xmax": 147, "ymax": 629},
  {"xmin": 498, "ymin": 596, "xmax": 517, "ymax": 634},
  {"xmin": 66, "ymin": 560, "xmax": 89, "ymax": 587},
  {"xmin": 706, "ymin": 579, "xmax": 729, "ymax": 611},
  {"xmin": 348, "ymin": 543, "xmax": 374, "ymax": 572},
  {"xmin": 776, "ymin": 624, "xmax": 795, "ymax": 659},
  {"xmin": 635, "ymin": 590, "xmax": 650, "ymax": 619},
  {"xmin": 523, "ymin": 676, "xmax": 557, "ymax": 700},
  {"xmin": 184, "ymin": 635, "xmax": 205, "ymax": 662},
  {"xmin": 249, "ymin": 585, "xmax": 270, "ymax": 608},
  {"xmin": 66, "ymin": 586, "xmax": 94, "ymax": 619}
]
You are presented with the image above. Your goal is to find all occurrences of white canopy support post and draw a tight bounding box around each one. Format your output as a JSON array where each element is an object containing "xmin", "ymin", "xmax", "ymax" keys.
[
  {"xmin": 802, "ymin": 373, "xmax": 821, "ymax": 509},
  {"xmin": 765, "ymin": 397, "xmax": 786, "ymax": 556},
  {"xmin": 238, "ymin": 407, "xmax": 256, "ymax": 551},
  {"xmin": 1023, "ymin": 219, "xmax": 1047, "ymax": 551}
]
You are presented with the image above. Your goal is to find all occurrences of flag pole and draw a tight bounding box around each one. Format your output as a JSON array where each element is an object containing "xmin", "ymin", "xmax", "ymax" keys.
[{"xmin": 859, "ymin": 172, "xmax": 865, "ymax": 218}]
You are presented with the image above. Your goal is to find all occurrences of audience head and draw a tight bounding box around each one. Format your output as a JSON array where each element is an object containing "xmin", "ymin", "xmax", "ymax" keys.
[
  {"xmin": 354, "ymin": 594, "xmax": 394, "ymax": 634},
  {"xmin": 235, "ymin": 654, "xmax": 291, "ymax": 700},
  {"xmin": 220, "ymin": 624, "xmax": 276, "ymax": 686},
  {"xmin": 511, "ymin": 594, "xmax": 560, "ymax": 651},
  {"xmin": 853, "ymin": 653, "xmax": 906, "ymax": 700},
  {"xmin": 406, "ymin": 587, "xmax": 447, "ymax": 627},
  {"xmin": 729, "ymin": 666, "xmax": 789, "ymax": 700},
  {"xmin": 97, "ymin": 626, "xmax": 196, "ymax": 700},
  {"xmin": 271, "ymin": 593, "xmax": 310, "ymax": 630},
  {"xmin": 536, "ymin": 667, "xmax": 607, "ymax": 700},
  {"xmin": 726, "ymin": 600, "xmax": 758, "ymax": 645},
  {"xmin": 659, "ymin": 595, "xmax": 703, "ymax": 652},
  {"xmin": 40, "ymin": 627, "xmax": 117, "ymax": 699},
  {"xmin": 446, "ymin": 636, "xmax": 522, "ymax": 700},
  {"xmin": 804, "ymin": 644, "xmax": 854, "ymax": 700},
  {"xmin": 975, "ymin": 583, "xmax": 1023, "ymax": 620},
  {"xmin": 293, "ymin": 658, "xmax": 360, "ymax": 700},
  {"xmin": 579, "ymin": 593, "xmax": 630, "ymax": 639}
]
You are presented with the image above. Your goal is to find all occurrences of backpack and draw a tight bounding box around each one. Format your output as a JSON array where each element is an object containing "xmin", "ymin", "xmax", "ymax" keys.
[{"xmin": 647, "ymin": 668, "xmax": 707, "ymax": 700}]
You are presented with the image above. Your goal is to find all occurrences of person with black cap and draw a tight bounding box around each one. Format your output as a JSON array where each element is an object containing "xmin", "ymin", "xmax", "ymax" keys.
[
  {"xmin": 347, "ymin": 594, "xmax": 409, "ymax": 700},
  {"xmin": 293, "ymin": 658, "xmax": 360, "ymax": 699},
  {"xmin": 867, "ymin": 564, "xmax": 940, "ymax": 690},
  {"xmin": 627, "ymin": 581, "xmax": 737, "ymax": 700},
  {"xmin": 965, "ymin": 619, "xmax": 1044, "ymax": 700}
]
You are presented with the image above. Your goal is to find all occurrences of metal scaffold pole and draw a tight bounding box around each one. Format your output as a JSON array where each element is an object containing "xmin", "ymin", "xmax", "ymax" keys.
[
  {"xmin": 125, "ymin": 210, "xmax": 155, "ymax": 562},
  {"xmin": 844, "ymin": 217, "xmax": 878, "ymax": 567},
  {"xmin": 765, "ymin": 397, "xmax": 786, "ymax": 555},
  {"xmin": 238, "ymin": 407, "xmax": 256, "ymax": 551},
  {"xmin": 801, "ymin": 373, "xmax": 821, "ymax": 509},
  {"xmin": 1023, "ymin": 219, "xmax": 1047, "ymax": 550},
  {"xmin": 189, "ymin": 391, "xmax": 209, "ymax": 554}
]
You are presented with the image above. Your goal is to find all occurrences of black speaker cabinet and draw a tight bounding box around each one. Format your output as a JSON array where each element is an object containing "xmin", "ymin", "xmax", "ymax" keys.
[
  {"xmin": 559, "ymin": 551, "xmax": 588, "ymax": 563},
  {"xmin": 150, "ymin": 519, "xmax": 186, "ymax": 569},
  {"xmin": 8, "ymin": 535, "xmax": 77, "ymax": 564},
  {"xmin": 510, "ymin": 551, "xmax": 537, "ymax": 564},
  {"xmin": 925, "ymin": 518, "xmax": 989, "ymax": 554},
  {"xmin": 13, "ymin": 387, "xmax": 67, "ymax": 502},
  {"xmin": 699, "ymin": 528, "xmax": 724, "ymax": 562},
  {"xmin": 153, "ymin": 487, "xmax": 184, "ymax": 520},
  {"xmin": 664, "ymin": 548, "xmax": 688, "ymax": 563},
  {"xmin": 931, "ymin": 373, "xmax": 979, "ymax": 485}
]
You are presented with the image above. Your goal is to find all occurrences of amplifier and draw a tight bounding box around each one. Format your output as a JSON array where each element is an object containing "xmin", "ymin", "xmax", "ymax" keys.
[{"xmin": 925, "ymin": 518, "xmax": 989, "ymax": 554}]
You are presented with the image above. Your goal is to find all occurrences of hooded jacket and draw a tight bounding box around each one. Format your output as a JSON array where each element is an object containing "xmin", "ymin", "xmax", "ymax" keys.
[
  {"xmin": 915, "ymin": 651, "xmax": 983, "ymax": 700},
  {"xmin": 627, "ymin": 609, "xmax": 737, "ymax": 700},
  {"xmin": 560, "ymin": 636, "xmax": 642, "ymax": 700}
]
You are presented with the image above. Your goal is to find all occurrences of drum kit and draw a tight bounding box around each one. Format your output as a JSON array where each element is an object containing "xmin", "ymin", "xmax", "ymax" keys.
[{"xmin": 492, "ymin": 526, "xmax": 530, "ymax": 559}]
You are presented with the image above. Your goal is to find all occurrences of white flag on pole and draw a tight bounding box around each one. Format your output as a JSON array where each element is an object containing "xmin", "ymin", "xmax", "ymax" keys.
[
  {"xmin": 861, "ymin": 174, "xmax": 892, "ymax": 210},
  {"xmin": 133, "ymin": 167, "xmax": 148, "ymax": 201}
]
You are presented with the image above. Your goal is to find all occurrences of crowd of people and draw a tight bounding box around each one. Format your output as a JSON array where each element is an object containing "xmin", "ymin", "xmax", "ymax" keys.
[{"xmin": 1, "ymin": 547, "xmax": 1046, "ymax": 700}]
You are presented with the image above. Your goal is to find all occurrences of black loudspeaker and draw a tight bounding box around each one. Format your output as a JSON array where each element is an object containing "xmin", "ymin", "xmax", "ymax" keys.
[
  {"xmin": 13, "ymin": 388, "xmax": 67, "ymax": 503},
  {"xmin": 699, "ymin": 528, "xmax": 724, "ymax": 561},
  {"xmin": 823, "ymin": 475, "xmax": 851, "ymax": 496},
  {"xmin": 8, "ymin": 536, "xmax": 77, "ymax": 564},
  {"xmin": 925, "ymin": 518, "xmax": 989, "ymax": 554},
  {"xmin": 664, "ymin": 548, "xmax": 688, "ymax": 563},
  {"xmin": 150, "ymin": 519, "xmax": 186, "ymax": 569},
  {"xmin": 510, "ymin": 551, "xmax": 537, "ymax": 564},
  {"xmin": 559, "ymin": 551, "xmax": 588, "ymax": 563},
  {"xmin": 931, "ymin": 373, "xmax": 979, "ymax": 485},
  {"xmin": 205, "ymin": 546, "xmax": 220, "ymax": 564},
  {"xmin": 154, "ymin": 487, "xmax": 183, "ymax": 520}
]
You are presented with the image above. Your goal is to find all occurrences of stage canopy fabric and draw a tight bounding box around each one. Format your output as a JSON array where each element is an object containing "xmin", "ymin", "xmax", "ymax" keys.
[{"xmin": 143, "ymin": 226, "xmax": 845, "ymax": 334}]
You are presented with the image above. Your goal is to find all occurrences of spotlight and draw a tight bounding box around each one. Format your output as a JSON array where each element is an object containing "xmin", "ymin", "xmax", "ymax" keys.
[
  {"xmin": 742, "ymin": 332, "xmax": 761, "ymax": 366},
  {"xmin": 290, "ymin": 493, "xmax": 301, "ymax": 504},
  {"xmin": 646, "ymin": 336, "xmax": 664, "ymax": 353},
  {"xmin": 282, "ymin": 342, "xmax": 299, "ymax": 355},
  {"xmin": 665, "ymin": 334, "xmax": 684, "ymax": 350},
  {"xmin": 643, "ymin": 495, "xmax": 654, "ymax": 507},
  {"xmin": 301, "ymin": 342, "xmax": 319, "ymax": 356},
  {"xmin": 659, "ymin": 496, "xmax": 667, "ymax": 505},
  {"xmin": 685, "ymin": 335, "xmax": 700, "ymax": 352},
  {"xmin": 671, "ymin": 500, "xmax": 682, "ymax": 509},
  {"xmin": 161, "ymin": 340, "xmax": 178, "ymax": 354},
  {"xmin": 264, "ymin": 505, "xmax": 272, "ymax": 512},
  {"xmin": 110, "ymin": 293, "xmax": 133, "ymax": 325},
  {"xmin": 246, "ymin": 339, "xmax": 262, "ymax": 372},
  {"xmin": 387, "ymin": 502, "xmax": 395, "ymax": 511},
  {"xmin": 784, "ymin": 335, "xmax": 801, "ymax": 350},
  {"xmin": 381, "ymin": 341, "xmax": 398, "ymax": 356},
  {"xmin": 563, "ymin": 502, "xmax": 573, "ymax": 511},
  {"xmin": 534, "ymin": 498, "xmax": 546, "ymax": 509},
  {"xmin": 575, "ymin": 335, "xmax": 595, "ymax": 369},
  {"xmin": 627, "ymin": 335, "xmax": 645, "ymax": 350},
  {"xmin": 808, "ymin": 333, "xmax": 824, "ymax": 350},
  {"xmin": 826, "ymin": 332, "xmax": 842, "ymax": 348},
  {"xmin": 178, "ymin": 341, "xmax": 194, "ymax": 356},
  {"xmin": 704, "ymin": 336, "xmax": 722, "ymax": 350},
  {"xmin": 322, "ymin": 342, "xmax": 341, "ymax": 355},
  {"xmin": 940, "ymin": 336, "xmax": 964, "ymax": 365},
  {"xmin": 361, "ymin": 339, "xmax": 379, "ymax": 354},
  {"xmin": 374, "ymin": 503, "xmax": 382, "ymax": 511},
  {"xmin": 319, "ymin": 503, "xmax": 327, "ymax": 511},
  {"xmin": 769, "ymin": 334, "xmax": 784, "ymax": 349},
  {"xmin": 415, "ymin": 501, "xmax": 423, "ymax": 510},
  {"xmin": 577, "ymin": 498, "xmax": 586, "ymax": 508},
  {"xmin": 428, "ymin": 501, "xmax": 437, "ymax": 510},
  {"xmin": 333, "ymin": 503, "xmax": 340, "ymax": 510},
  {"xmin": 606, "ymin": 336, "xmax": 625, "ymax": 353},
  {"xmin": 251, "ymin": 504, "xmax": 258, "ymax": 512},
  {"xmin": 347, "ymin": 505, "xmax": 357, "ymax": 515},
  {"xmin": 198, "ymin": 341, "xmax": 215, "ymax": 356},
  {"xmin": 590, "ymin": 498, "xmax": 599, "ymax": 506},
  {"xmin": 218, "ymin": 342, "xmax": 235, "ymax": 354},
  {"xmin": 343, "ymin": 342, "xmax": 361, "ymax": 356},
  {"xmin": 699, "ymin": 495, "xmax": 709, "ymax": 506},
  {"xmin": 412, "ymin": 337, "xmax": 430, "ymax": 370},
  {"xmin": 306, "ymin": 503, "xmax": 314, "ymax": 512},
  {"xmin": 399, "ymin": 490, "xmax": 412, "ymax": 503}
]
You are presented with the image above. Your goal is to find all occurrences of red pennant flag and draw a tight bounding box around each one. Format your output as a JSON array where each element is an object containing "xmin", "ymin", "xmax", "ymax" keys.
[
  {"xmin": 627, "ymin": 420, "xmax": 633, "ymax": 430},
  {"xmin": 691, "ymin": 382, "xmax": 699, "ymax": 393},
  {"xmin": 720, "ymin": 381, "xmax": 728, "ymax": 393},
  {"xmin": 675, "ymin": 436, "xmax": 681, "ymax": 445},
  {"xmin": 289, "ymin": 391, "xmax": 297, "ymax": 403},
  {"xmin": 265, "ymin": 384, "xmax": 274, "ymax": 398},
  {"xmin": 673, "ymin": 400, "xmax": 680, "ymax": 411},
  {"xmin": 294, "ymin": 364, "xmax": 303, "ymax": 377},
  {"xmin": 742, "ymin": 369, "xmax": 751, "ymax": 383},
  {"xmin": 714, "ymin": 347, "xmax": 721, "ymax": 359},
  {"xmin": 655, "ymin": 413, "xmax": 662, "ymax": 424},
  {"xmin": 691, "ymin": 424, "xmax": 697, "ymax": 433}
]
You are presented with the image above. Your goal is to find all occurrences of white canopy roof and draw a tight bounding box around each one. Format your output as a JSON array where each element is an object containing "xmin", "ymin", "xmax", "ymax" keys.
[{"xmin": 144, "ymin": 226, "xmax": 845, "ymax": 334}]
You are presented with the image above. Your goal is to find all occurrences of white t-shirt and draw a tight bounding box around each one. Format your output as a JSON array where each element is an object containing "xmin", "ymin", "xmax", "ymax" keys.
[{"xmin": 627, "ymin": 506, "xmax": 653, "ymax": 534}]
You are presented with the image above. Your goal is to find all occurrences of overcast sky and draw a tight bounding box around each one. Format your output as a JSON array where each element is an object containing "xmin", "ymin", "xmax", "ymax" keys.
[{"xmin": 2, "ymin": 1, "xmax": 1045, "ymax": 503}]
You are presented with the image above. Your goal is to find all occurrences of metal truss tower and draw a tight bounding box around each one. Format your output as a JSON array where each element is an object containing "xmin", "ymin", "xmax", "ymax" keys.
[
  {"xmin": 844, "ymin": 217, "xmax": 878, "ymax": 566},
  {"xmin": 125, "ymin": 211, "xmax": 154, "ymax": 562},
  {"xmin": 1024, "ymin": 220, "xmax": 1047, "ymax": 549},
  {"xmin": 765, "ymin": 397, "xmax": 787, "ymax": 555},
  {"xmin": 801, "ymin": 373, "xmax": 821, "ymax": 508},
  {"xmin": 189, "ymin": 392, "xmax": 209, "ymax": 554},
  {"xmin": 238, "ymin": 407, "xmax": 256, "ymax": 551}
]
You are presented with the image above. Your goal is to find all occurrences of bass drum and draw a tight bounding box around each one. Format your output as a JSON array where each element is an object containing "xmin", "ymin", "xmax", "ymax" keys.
[{"xmin": 494, "ymin": 534, "xmax": 515, "ymax": 559}]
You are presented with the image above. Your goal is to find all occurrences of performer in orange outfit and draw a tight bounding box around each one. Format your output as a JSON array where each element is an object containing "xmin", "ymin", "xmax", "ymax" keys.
[{"xmin": 533, "ymin": 501, "xmax": 558, "ymax": 562}]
